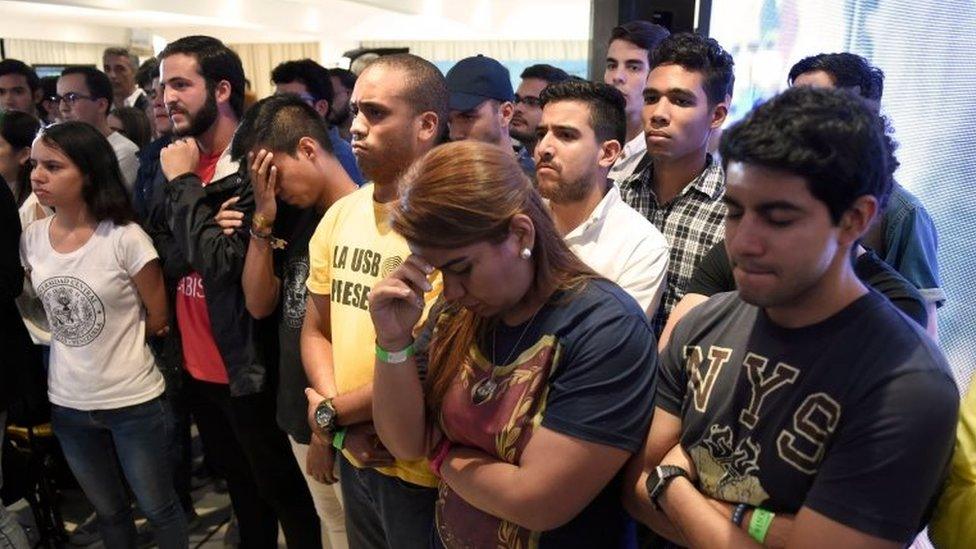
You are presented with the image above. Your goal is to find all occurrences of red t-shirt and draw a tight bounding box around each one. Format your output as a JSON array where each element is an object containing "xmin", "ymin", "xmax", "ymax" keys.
[{"xmin": 176, "ymin": 149, "xmax": 229, "ymax": 384}]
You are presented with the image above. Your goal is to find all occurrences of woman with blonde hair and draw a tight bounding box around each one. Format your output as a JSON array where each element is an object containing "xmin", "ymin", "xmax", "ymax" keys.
[{"xmin": 367, "ymin": 140, "xmax": 657, "ymax": 547}]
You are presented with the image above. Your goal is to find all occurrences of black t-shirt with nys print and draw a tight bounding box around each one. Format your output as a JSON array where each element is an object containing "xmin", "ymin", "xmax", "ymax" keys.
[{"xmin": 658, "ymin": 290, "xmax": 958, "ymax": 543}]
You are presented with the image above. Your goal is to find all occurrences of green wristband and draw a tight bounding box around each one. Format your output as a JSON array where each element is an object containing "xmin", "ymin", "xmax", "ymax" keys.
[
  {"xmin": 748, "ymin": 507, "xmax": 775, "ymax": 544},
  {"xmin": 331, "ymin": 427, "xmax": 347, "ymax": 450},
  {"xmin": 375, "ymin": 341, "xmax": 415, "ymax": 364}
]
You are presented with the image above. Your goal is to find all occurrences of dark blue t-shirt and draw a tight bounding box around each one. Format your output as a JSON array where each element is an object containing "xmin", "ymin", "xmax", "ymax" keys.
[
  {"xmin": 421, "ymin": 278, "xmax": 657, "ymax": 548},
  {"xmin": 659, "ymin": 290, "xmax": 958, "ymax": 542}
]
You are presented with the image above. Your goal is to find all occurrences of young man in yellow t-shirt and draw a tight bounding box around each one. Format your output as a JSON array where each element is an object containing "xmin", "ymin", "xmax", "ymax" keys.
[{"xmin": 302, "ymin": 53, "xmax": 448, "ymax": 549}]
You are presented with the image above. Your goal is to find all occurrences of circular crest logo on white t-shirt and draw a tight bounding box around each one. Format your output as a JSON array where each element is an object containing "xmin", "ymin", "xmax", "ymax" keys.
[{"xmin": 38, "ymin": 276, "xmax": 106, "ymax": 347}]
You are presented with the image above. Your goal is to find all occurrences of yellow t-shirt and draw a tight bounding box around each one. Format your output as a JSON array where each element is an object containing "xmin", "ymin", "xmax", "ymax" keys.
[
  {"xmin": 930, "ymin": 382, "xmax": 976, "ymax": 547},
  {"xmin": 307, "ymin": 183, "xmax": 439, "ymax": 488}
]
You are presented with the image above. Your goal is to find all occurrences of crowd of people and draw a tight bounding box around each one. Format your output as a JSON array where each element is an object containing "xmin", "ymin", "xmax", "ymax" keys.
[{"xmin": 0, "ymin": 18, "xmax": 971, "ymax": 549}]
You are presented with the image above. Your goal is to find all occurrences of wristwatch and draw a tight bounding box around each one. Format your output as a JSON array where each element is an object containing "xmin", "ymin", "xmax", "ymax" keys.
[
  {"xmin": 647, "ymin": 465, "xmax": 690, "ymax": 511},
  {"xmin": 314, "ymin": 398, "xmax": 338, "ymax": 434}
]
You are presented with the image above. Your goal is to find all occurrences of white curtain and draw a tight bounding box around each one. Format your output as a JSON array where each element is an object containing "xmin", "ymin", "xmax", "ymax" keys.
[
  {"xmin": 228, "ymin": 42, "xmax": 320, "ymax": 101},
  {"xmin": 360, "ymin": 40, "xmax": 589, "ymax": 62},
  {"xmin": 4, "ymin": 39, "xmax": 118, "ymax": 66}
]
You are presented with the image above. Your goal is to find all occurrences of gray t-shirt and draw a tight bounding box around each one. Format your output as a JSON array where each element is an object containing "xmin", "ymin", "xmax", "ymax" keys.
[{"xmin": 659, "ymin": 290, "xmax": 958, "ymax": 543}]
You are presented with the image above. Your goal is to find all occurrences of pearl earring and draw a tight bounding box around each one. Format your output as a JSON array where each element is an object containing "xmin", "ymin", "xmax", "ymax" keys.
[{"xmin": 520, "ymin": 247, "xmax": 532, "ymax": 260}]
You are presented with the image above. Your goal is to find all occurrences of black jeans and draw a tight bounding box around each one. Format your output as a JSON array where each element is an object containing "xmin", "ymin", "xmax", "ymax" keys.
[
  {"xmin": 338, "ymin": 453, "xmax": 436, "ymax": 549},
  {"xmin": 186, "ymin": 377, "xmax": 320, "ymax": 549}
]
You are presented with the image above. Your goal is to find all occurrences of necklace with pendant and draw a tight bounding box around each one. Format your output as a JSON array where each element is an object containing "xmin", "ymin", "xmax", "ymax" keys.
[{"xmin": 471, "ymin": 305, "xmax": 543, "ymax": 405}]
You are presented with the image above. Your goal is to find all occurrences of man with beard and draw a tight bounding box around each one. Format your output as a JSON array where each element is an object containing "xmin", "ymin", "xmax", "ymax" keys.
[
  {"xmin": 57, "ymin": 66, "xmax": 140, "ymax": 190},
  {"xmin": 301, "ymin": 53, "xmax": 448, "ymax": 549},
  {"xmin": 509, "ymin": 64, "xmax": 569, "ymax": 159},
  {"xmin": 148, "ymin": 34, "xmax": 321, "ymax": 548},
  {"xmin": 327, "ymin": 68, "xmax": 356, "ymax": 142},
  {"xmin": 445, "ymin": 55, "xmax": 534, "ymax": 176},
  {"xmin": 535, "ymin": 80, "xmax": 668, "ymax": 318},
  {"xmin": 623, "ymin": 86, "xmax": 958, "ymax": 548},
  {"xmin": 604, "ymin": 21, "xmax": 670, "ymax": 183}
]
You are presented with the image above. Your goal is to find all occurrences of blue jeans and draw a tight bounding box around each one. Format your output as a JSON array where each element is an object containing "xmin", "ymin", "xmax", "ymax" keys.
[
  {"xmin": 338, "ymin": 453, "xmax": 436, "ymax": 549},
  {"xmin": 51, "ymin": 398, "xmax": 187, "ymax": 549}
]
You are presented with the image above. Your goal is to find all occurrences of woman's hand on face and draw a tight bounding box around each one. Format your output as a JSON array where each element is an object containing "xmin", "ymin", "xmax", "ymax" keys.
[
  {"xmin": 367, "ymin": 254, "xmax": 434, "ymax": 350},
  {"xmin": 248, "ymin": 150, "xmax": 278, "ymax": 222}
]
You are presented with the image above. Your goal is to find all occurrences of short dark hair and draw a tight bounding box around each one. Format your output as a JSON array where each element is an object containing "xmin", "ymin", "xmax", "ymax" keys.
[
  {"xmin": 364, "ymin": 54, "xmax": 449, "ymax": 143},
  {"xmin": 609, "ymin": 20, "xmax": 671, "ymax": 62},
  {"xmin": 159, "ymin": 35, "xmax": 246, "ymax": 119},
  {"xmin": 61, "ymin": 66, "xmax": 113, "ymax": 117},
  {"xmin": 38, "ymin": 76, "xmax": 59, "ymax": 120},
  {"xmin": 519, "ymin": 64, "xmax": 571, "ymax": 85},
  {"xmin": 39, "ymin": 121, "xmax": 135, "ymax": 224},
  {"xmin": 788, "ymin": 52, "xmax": 884, "ymax": 102},
  {"xmin": 231, "ymin": 94, "xmax": 334, "ymax": 162},
  {"xmin": 135, "ymin": 57, "xmax": 159, "ymax": 90},
  {"xmin": 102, "ymin": 47, "xmax": 139, "ymax": 69},
  {"xmin": 651, "ymin": 32, "xmax": 735, "ymax": 105},
  {"xmin": 110, "ymin": 106, "xmax": 152, "ymax": 150},
  {"xmin": 0, "ymin": 110, "xmax": 41, "ymax": 204},
  {"xmin": 0, "ymin": 59, "xmax": 39, "ymax": 92},
  {"xmin": 540, "ymin": 80, "xmax": 626, "ymax": 144},
  {"xmin": 720, "ymin": 86, "xmax": 897, "ymax": 224},
  {"xmin": 328, "ymin": 68, "xmax": 357, "ymax": 91},
  {"xmin": 271, "ymin": 59, "xmax": 334, "ymax": 105}
]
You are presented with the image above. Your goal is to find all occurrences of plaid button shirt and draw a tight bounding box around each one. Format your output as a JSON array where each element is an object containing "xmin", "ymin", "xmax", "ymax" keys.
[{"xmin": 618, "ymin": 154, "xmax": 727, "ymax": 335}]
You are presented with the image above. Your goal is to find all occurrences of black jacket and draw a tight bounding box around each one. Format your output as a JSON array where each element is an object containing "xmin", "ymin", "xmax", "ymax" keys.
[{"xmin": 146, "ymin": 149, "xmax": 270, "ymax": 396}]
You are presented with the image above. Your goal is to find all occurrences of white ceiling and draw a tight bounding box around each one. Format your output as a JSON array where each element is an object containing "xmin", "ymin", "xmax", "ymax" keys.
[{"xmin": 0, "ymin": 0, "xmax": 592, "ymax": 45}]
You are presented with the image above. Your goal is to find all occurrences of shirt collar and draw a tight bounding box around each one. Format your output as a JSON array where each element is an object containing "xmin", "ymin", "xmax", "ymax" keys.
[
  {"xmin": 123, "ymin": 88, "xmax": 144, "ymax": 107},
  {"xmin": 623, "ymin": 153, "xmax": 725, "ymax": 201},
  {"xmin": 564, "ymin": 182, "xmax": 620, "ymax": 241},
  {"xmin": 618, "ymin": 132, "xmax": 647, "ymax": 161}
]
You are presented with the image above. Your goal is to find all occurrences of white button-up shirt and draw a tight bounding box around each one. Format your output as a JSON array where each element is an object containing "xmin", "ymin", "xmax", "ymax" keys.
[
  {"xmin": 608, "ymin": 132, "xmax": 647, "ymax": 183},
  {"xmin": 123, "ymin": 88, "xmax": 146, "ymax": 108},
  {"xmin": 565, "ymin": 185, "xmax": 669, "ymax": 318}
]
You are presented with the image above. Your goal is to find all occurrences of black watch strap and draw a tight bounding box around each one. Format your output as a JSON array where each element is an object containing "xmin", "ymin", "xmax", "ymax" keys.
[{"xmin": 648, "ymin": 465, "xmax": 690, "ymax": 511}]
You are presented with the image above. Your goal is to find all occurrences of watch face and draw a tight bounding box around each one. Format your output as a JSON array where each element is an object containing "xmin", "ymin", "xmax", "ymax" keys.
[{"xmin": 315, "ymin": 401, "xmax": 336, "ymax": 430}]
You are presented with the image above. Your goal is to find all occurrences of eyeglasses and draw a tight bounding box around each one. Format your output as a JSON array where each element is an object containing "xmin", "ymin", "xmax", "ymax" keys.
[
  {"xmin": 49, "ymin": 92, "xmax": 95, "ymax": 106},
  {"xmin": 514, "ymin": 95, "xmax": 542, "ymax": 108}
]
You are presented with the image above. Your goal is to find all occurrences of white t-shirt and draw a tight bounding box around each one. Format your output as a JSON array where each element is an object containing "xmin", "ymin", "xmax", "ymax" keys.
[
  {"xmin": 564, "ymin": 185, "xmax": 669, "ymax": 318},
  {"xmin": 20, "ymin": 217, "xmax": 165, "ymax": 410},
  {"xmin": 107, "ymin": 131, "xmax": 140, "ymax": 193},
  {"xmin": 16, "ymin": 192, "xmax": 54, "ymax": 344}
]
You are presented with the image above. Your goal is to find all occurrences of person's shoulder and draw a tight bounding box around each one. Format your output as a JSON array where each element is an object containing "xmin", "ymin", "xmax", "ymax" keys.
[
  {"xmin": 325, "ymin": 184, "xmax": 372, "ymax": 220},
  {"xmin": 609, "ymin": 193, "xmax": 668, "ymax": 246},
  {"xmin": 21, "ymin": 214, "xmax": 51, "ymax": 240},
  {"xmin": 673, "ymin": 291, "xmax": 752, "ymax": 342},
  {"xmin": 108, "ymin": 131, "xmax": 139, "ymax": 154},
  {"xmin": 568, "ymin": 278, "xmax": 652, "ymax": 325}
]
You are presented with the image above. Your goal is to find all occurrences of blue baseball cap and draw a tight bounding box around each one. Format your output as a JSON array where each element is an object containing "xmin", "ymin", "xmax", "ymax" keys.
[{"xmin": 445, "ymin": 55, "xmax": 515, "ymax": 111}]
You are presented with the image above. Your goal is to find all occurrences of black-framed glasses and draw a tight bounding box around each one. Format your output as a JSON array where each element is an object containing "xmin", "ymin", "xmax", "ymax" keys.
[
  {"xmin": 49, "ymin": 92, "xmax": 96, "ymax": 106},
  {"xmin": 514, "ymin": 95, "xmax": 542, "ymax": 107}
]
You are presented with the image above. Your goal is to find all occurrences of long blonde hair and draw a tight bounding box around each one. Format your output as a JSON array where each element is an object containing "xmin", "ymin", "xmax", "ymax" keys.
[{"xmin": 390, "ymin": 140, "xmax": 596, "ymax": 410}]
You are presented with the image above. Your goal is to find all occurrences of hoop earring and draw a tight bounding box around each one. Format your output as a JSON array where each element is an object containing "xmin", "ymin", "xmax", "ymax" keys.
[{"xmin": 520, "ymin": 247, "xmax": 532, "ymax": 260}]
